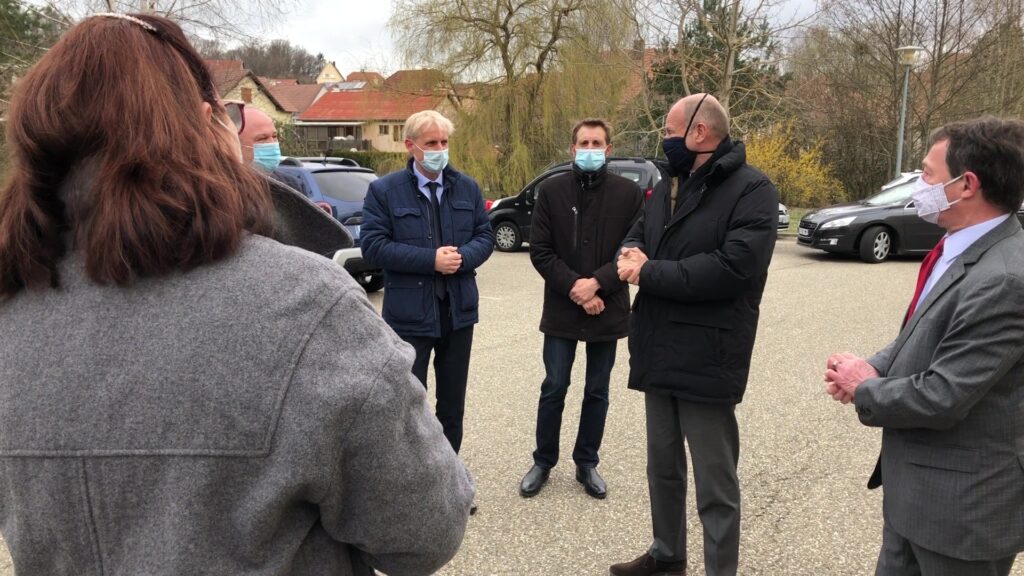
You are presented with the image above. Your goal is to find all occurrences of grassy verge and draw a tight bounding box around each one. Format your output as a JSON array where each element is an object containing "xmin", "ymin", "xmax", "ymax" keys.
[{"xmin": 786, "ymin": 207, "xmax": 812, "ymax": 234}]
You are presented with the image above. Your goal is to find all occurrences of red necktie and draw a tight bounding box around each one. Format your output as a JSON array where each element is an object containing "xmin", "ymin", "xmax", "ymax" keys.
[{"xmin": 904, "ymin": 237, "xmax": 946, "ymax": 324}]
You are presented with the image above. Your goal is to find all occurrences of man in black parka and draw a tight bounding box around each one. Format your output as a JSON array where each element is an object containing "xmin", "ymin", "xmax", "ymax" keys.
[
  {"xmin": 518, "ymin": 118, "xmax": 644, "ymax": 500},
  {"xmin": 611, "ymin": 94, "xmax": 778, "ymax": 576}
]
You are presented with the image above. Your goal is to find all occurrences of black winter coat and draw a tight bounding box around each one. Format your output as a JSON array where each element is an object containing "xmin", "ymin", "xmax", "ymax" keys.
[
  {"xmin": 530, "ymin": 164, "xmax": 644, "ymax": 342},
  {"xmin": 624, "ymin": 139, "xmax": 778, "ymax": 403}
]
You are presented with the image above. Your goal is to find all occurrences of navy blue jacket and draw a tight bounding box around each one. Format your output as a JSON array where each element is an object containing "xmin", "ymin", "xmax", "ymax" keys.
[{"xmin": 362, "ymin": 160, "xmax": 494, "ymax": 338}]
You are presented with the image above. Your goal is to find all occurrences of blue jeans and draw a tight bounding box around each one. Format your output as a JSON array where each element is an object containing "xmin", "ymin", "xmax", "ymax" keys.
[{"xmin": 532, "ymin": 335, "xmax": 616, "ymax": 469}]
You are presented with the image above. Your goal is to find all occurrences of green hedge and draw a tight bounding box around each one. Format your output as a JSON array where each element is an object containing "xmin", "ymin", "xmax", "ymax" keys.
[{"xmin": 326, "ymin": 151, "xmax": 407, "ymax": 175}]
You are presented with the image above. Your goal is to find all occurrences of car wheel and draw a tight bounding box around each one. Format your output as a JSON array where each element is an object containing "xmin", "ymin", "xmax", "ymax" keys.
[
  {"xmin": 357, "ymin": 272, "xmax": 385, "ymax": 293},
  {"xmin": 859, "ymin": 226, "xmax": 892, "ymax": 263},
  {"xmin": 494, "ymin": 221, "xmax": 522, "ymax": 252}
]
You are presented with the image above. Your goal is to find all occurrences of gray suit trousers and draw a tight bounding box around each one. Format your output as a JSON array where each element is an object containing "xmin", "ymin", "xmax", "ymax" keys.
[
  {"xmin": 645, "ymin": 392, "xmax": 740, "ymax": 576},
  {"xmin": 877, "ymin": 516, "xmax": 1017, "ymax": 576}
]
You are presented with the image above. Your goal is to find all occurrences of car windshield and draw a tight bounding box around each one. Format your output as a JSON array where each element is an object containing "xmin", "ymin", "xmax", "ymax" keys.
[
  {"xmin": 864, "ymin": 178, "xmax": 918, "ymax": 206},
  {"xmin": 311, "ymin": 171, "xmax": 376, "ymax": 203}
]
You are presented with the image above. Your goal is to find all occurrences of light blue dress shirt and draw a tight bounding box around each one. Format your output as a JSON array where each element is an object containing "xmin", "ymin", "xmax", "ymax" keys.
[
  {"xmin": 919, "ymin": 213, "xmax": 1011, "ymax": 302},
  {"xmin": 413, "ymin": 163, "xmax": 444, "ymax": 203}
]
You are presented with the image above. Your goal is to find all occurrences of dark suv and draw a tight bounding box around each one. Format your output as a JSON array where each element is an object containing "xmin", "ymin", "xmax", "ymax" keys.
[
  {"xmin": 487, "ymin": 158, "xmax": 662, "ymax": 252},
  {"xmin": 275, "ymin": 159, "xmax": 385, "ymax": 292}
]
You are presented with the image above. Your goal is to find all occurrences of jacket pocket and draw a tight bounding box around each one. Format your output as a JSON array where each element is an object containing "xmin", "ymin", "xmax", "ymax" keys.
[
  {"xmin": 456, "ymin": 276, "xmax": 479, "ymax": 312},
  {"xmin": 906, "ymin": 443, "xmax": 980, "ymax": 473},
  {"xmin": 384, "ymin": 279, "xmax": 429, "ymax": 324},
  {"xmin": 394, "ymin": 207, "xmax": 424, "ymax": 241},
  {"xmin": 451, "ymin": 200, "xmax": 476, "ymax": 233}
]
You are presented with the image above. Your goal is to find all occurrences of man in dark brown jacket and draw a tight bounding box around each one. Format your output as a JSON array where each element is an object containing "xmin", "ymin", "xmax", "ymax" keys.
[{"xmin": 518, "ymin": 118, "xmax": 644, "ymax": 499}]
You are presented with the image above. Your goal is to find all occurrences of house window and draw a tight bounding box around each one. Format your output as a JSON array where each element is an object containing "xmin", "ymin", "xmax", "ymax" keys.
[
  {"xmin": 241, "ymin": 87, "xmax": 253, "ymax": 103},
  {"xmin": 379, "ymin": 124, "xmax": 389, "ymax": 136},
  {"xmin": 393, "ymin": 124, "xmax": 403, "ymax": 142}
]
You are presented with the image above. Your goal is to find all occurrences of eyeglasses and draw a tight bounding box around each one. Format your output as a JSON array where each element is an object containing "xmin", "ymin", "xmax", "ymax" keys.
[{"xmin": 221, "ymin": 101, "xmax": 245, "ymax": 135}]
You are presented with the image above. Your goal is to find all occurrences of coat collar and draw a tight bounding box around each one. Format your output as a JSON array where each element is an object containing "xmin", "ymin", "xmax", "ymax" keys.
[{"xmin": 894, "ymin": 215, "xmax": 1023, "ymax": 354}]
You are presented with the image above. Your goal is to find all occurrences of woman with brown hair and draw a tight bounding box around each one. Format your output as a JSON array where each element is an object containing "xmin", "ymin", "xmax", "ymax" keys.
[{"xmin": 0, "ymin": 13, "xmax": 473, "ymax": 576}]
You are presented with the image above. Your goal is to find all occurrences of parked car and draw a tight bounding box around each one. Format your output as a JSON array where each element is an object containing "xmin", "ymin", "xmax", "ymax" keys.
[
  {"xmin": 487, "ymin": 157, "xmax": 663, "ymax": 252},
  {"xmin": 778, "ymin": 203, "xmax": 790, "ymax": 229},
  {"xmin": 283, "ymin": 156, "xmax": 361, "ymax": 167},
  {"xmin": 275, "ymin": 160, "xmax": 385, "ymax": 291},
  {"xmin": 796, "ymin": 171, "xmax": 1024, "ymax": 263}
]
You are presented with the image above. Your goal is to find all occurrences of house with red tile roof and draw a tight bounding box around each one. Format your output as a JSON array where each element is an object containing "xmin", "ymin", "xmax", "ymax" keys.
[
  {"xmin": 295, "ymin": 89, "xmax": 454, "ymax": 153},
  {"xmin": 205, "ymin": 59, "xmax": 290, "ymax": 124},
  {"xmin": 346, "ymin": 71, "xmax": 384, "ymax": 87},
  {"xmin": 383, "ymin": 69, "xmax": 447, "ymax": 94},
  {"xmin": 264, "ymin": 83, "xmax": 325, "ymax": 117}
]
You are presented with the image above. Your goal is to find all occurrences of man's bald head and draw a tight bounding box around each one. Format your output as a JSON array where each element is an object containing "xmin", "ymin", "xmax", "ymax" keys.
[
  {"xmin": 667, "ymin": 93, "xmax": 730, "ymax": 141},
  {"xmin": 239, "ymin": 106, "xmax": 278, "ymax": 164}
]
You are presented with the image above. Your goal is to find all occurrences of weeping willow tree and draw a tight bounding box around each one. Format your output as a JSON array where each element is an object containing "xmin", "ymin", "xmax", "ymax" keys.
[{"xmin": 390, "ymin": 0, "xmax": 639, "ymax": 196}]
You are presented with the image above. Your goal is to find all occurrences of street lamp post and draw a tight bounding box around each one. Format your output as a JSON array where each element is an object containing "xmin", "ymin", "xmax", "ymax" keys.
[{"xmin": 895, "ymin": 45, "xmax": 925, "ymax": 178}]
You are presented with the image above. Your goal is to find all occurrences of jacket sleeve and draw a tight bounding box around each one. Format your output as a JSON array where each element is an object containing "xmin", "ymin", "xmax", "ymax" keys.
[
  {"xmin": 360, "ymin": 181, "xmax": 437, "ymax": 274},
  {"xmin": 529, "ymin": 179, "xmax": 581, "ymax": 296},
  {"xmin": 867, "ymin": 340, "xmax": 897, "ymax": 376},
  {"xmin": 455, "ymin": 179, "xmax": 495, "ymax": 272},
  {"xmin": 638, "ymin": 177, "xmax": 778, "ymax": 302},
  {"xmin": 854, "ymin": 272, "xmax": 1024, "ymax": 430},
  {"xmin": 299, "ymin": 286, "xmax": 475, "ymax": 575},
  {"xmin": 594, "ymin": 185, "xmax": 644, "ymax": 296}
]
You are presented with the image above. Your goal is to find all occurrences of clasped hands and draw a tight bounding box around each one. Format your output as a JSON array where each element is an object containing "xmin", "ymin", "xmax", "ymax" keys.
[
  {"xmin": 617, "ymin": 247, "xmax": 647, "ymax": 285},
  {"xmin": 434, "ymin": 246, "xmax": 462, "ymax": 274},
  {"xmin": 823, "ymin": 352, "xmax": 879, "ymax": 405},
  {"xmin": 569, "ymin": 277, "xmax": 604, "ymax": 315}
]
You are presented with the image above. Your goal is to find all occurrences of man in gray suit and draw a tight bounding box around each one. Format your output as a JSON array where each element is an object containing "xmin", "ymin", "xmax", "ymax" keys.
[{"xmin": 825, "ymin": 117, "xmax": 1024, "ymax": 576}]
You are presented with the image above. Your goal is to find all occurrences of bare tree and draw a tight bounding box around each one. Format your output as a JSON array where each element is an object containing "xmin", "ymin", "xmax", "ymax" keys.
[
  {"xmin": 48, "ymin": 0, "xmax": 296, "ymax": 41},
  {"xmin": 389, "ymin": 0, "xmax": 637, "ymax": 195}
]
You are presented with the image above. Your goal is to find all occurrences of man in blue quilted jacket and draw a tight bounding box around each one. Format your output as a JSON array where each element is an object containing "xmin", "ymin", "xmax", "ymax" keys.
[{"xmin": 362, "ymin": 110, "xmax": 494, "ymax": 462}]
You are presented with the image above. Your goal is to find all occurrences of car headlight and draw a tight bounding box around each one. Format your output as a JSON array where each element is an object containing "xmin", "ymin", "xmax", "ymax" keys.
[
  {"xmin": 490, "ymin": 197, "xmax": 505, "ymax": 210},
  {"xmin": 820, "ymin": 216, "xmax": 856, "ymax": 230}
]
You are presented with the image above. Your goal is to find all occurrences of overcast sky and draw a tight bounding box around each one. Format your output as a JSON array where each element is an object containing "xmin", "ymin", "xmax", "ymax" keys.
[
  {"xmin": 272, "ymin": 3, "xmax": 399, "ymax": 76},
  {"xmin": 271, "ymin": 0, "xmax": 818, "ymax": 78}
]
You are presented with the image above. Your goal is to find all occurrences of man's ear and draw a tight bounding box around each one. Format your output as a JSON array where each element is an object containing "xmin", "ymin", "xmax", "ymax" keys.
[
  {"xmin": 962, "ymin": 171, "xmax": 981, "ymax": 200},
  {"xmin": 606, "ymin": 144, "xmax": 613, "ymax": 156}
]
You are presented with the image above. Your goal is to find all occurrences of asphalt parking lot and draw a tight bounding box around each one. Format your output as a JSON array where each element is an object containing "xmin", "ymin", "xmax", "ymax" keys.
[{"xmin": 1, "ymin": 239, "xmax": 1020, "ymax": 575}]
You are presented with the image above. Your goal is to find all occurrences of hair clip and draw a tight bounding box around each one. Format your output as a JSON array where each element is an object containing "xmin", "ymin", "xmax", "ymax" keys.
[{"xmin": 92, "ymin": 12, "xmax": 157, "ymax": 32}]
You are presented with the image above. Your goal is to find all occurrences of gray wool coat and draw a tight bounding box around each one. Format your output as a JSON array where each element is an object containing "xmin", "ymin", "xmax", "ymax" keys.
[{"xmin": 0, "ymin": 234, "xmax": 475, "ymax": 576}]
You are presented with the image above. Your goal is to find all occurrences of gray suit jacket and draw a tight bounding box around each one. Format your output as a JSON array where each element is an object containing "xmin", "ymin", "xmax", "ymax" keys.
[{"xmin": 856, "ymin": 215, "xmax": 1024, "ymax": 561}]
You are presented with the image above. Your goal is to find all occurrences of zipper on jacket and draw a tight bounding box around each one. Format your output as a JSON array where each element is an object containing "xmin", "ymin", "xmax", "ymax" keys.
[{"xmin": 571, "ymin": 205, "xmax": 579, "ymax": 252}]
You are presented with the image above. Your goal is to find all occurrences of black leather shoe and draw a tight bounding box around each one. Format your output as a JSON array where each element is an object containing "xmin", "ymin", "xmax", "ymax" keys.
[
  {"xmin": 519, "ymin": 465, "xmax": 550, "ymax": 497},
  {"xmin": 576, "ymin": 465, "xmax": 607, "ymax": 499},
  {"xmin": 609, "ymin": 552, "xmax": 685, "ymax": 576},
  {"xmin": 470, "ymin": 502, "xmax": 478, "ymax": 515}
]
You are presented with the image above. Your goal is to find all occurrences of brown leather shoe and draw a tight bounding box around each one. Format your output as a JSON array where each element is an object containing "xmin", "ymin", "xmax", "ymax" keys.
[{"xmin": 609, "ymin": 553, "xmax": 685, "ymax": 576}]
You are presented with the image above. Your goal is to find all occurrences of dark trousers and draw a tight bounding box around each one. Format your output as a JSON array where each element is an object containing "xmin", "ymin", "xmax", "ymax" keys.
[
  {"xmin": 876, "ymin": 517, "xmax": 1017, "ymax": 576},
  {"xmin": 645, "ymin": 392, "xmax": 741, "ymax": 576},
  {"xmin": 403, "ymin": 297, "xmax": 473, "ymax": 454},
  {"xmin": 532, "ymin": 335, "xmax": 616, "ymax": 469}
]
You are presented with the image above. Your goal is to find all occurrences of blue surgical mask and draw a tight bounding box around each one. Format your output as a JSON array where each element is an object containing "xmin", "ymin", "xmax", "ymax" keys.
[
  {"xmin": 574, "ymin": 149, "xmax": 606, "ymax": 172},
  {"xmin": 416, "ymin": 146, "xmax": 449, "ymax": 173},
  {"xmin": 252, "ymin": 142, "xmax": 282, "ymax": 171}
]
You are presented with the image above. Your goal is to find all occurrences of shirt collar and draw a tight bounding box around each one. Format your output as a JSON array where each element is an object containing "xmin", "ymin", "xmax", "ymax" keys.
[
  {"xmin": 413, "ymin": 162, "xmax": 443, "ymax": 191},
  {"xmin": 939, "ymin": 213, "xmax": 1012, "ymax": 265}
]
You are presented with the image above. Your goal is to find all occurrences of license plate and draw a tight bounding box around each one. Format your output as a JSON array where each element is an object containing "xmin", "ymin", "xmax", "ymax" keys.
[{"xmin": 798, "ymin": 228, "xmax": 810, "ymax": 237}]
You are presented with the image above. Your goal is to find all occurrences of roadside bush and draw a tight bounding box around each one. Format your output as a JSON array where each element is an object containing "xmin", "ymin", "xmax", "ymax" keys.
[
  {"xmin": 327, "ymin": 151, "xmax": 407, "ymax": 175},
  {"xmin": 745, "ymin": 123, "xmax": 847, "ymax": 207}
]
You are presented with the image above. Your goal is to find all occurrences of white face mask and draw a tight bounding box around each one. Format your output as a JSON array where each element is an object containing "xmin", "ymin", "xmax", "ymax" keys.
[{"xmin": 912, "ymin": 174, "xmax": 963, "ymax": 224}]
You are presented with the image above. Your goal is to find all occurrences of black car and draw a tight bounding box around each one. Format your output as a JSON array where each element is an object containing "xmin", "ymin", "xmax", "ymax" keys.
[
  {"xmin": 275, "ymin": 159, "xmax": 385, "ymax": 291},
  {"xmin": 487, "ymin": 157, "xmax": 663, "ymax": 252},
  {"xmin": 797, "ymin": 171, "xmax": 1024, "ymax": 263}
]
